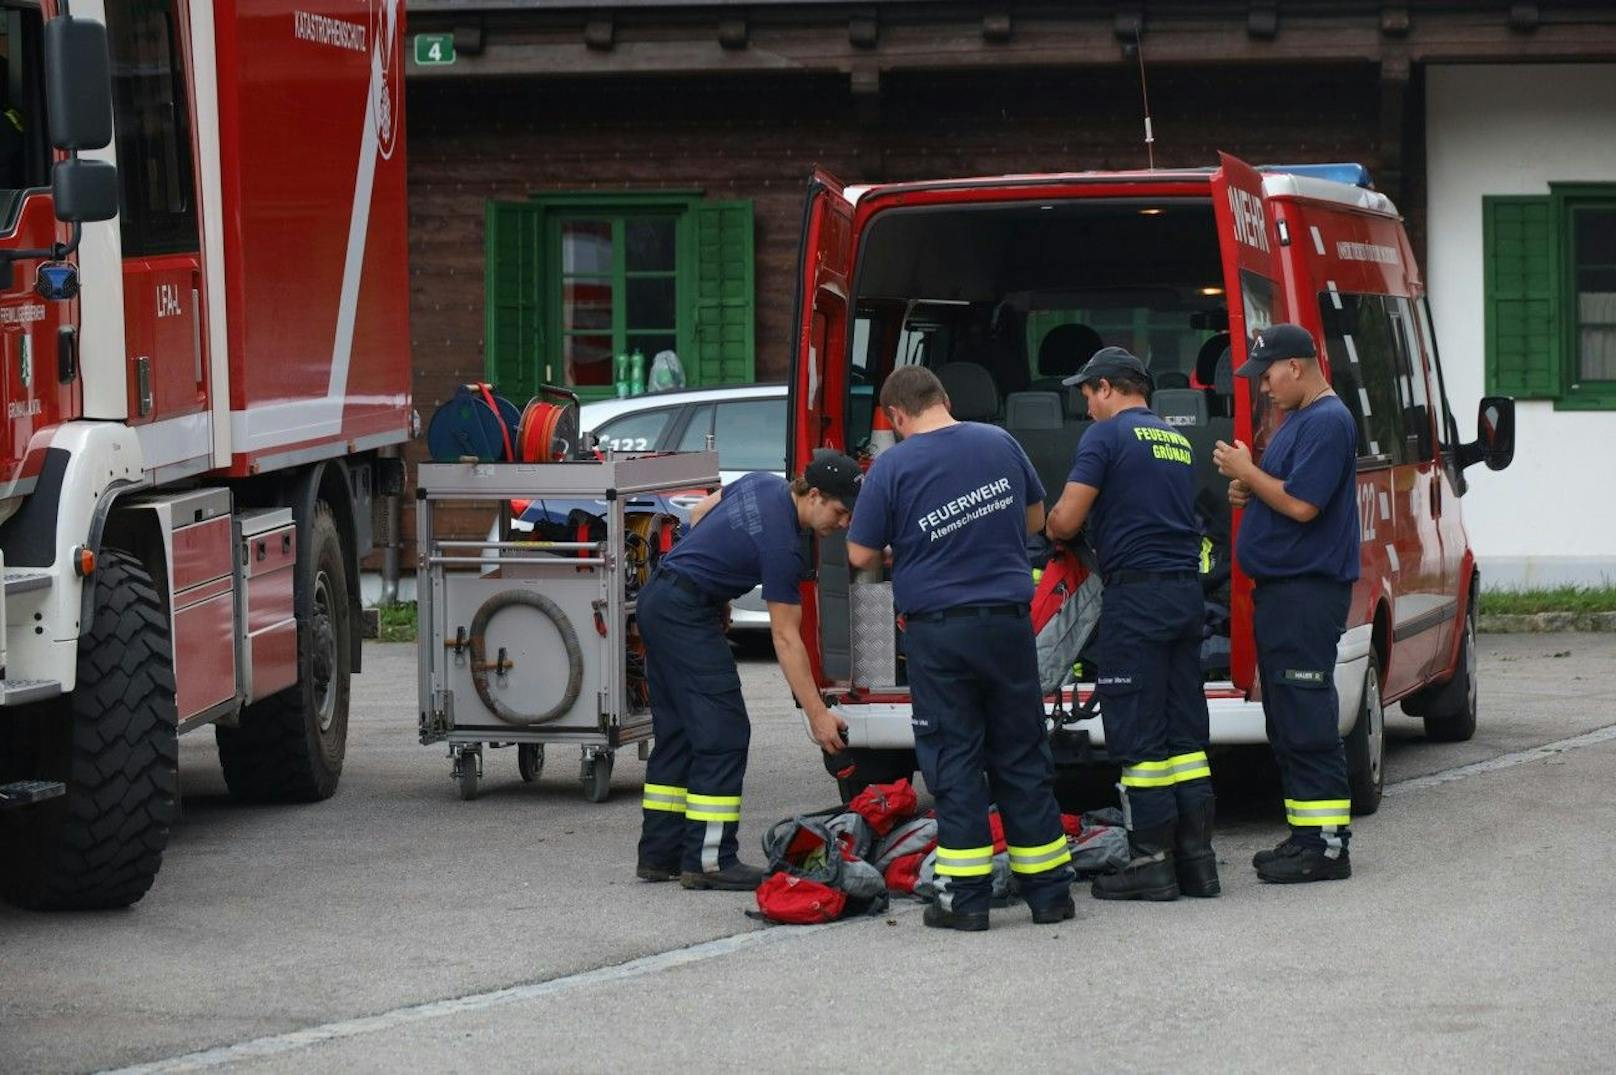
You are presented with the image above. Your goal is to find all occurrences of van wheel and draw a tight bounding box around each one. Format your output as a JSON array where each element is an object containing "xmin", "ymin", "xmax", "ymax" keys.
[
  {"xmin": 217, "ymin": 503, "xmax": 351, "ymax": 802},
  {"xmin": 833, "ymin": 749, "xmax": 917, "ymax": 804},
  {"xmin": 1420, "ymin": 607, "xmax": 1478, "ymax": 744},
  {"xmin": 0, "ymin": 551, "xmax": 178, "ymax": 909},
  {"xmin": 1345, "ymin": 654, "xmax": 1385, "ymax": 816}
]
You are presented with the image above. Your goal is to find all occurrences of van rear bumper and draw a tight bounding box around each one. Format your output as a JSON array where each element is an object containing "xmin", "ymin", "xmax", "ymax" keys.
[{"xmin": 826, "ymin": 624, "xmax": 1376, "ymax": 752}]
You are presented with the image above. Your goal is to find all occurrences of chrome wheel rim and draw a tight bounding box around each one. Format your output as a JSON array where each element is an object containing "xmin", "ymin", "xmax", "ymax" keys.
[
  {"xmin": 311, "ymin": 570, "xmax": 338, "ymax": 734},
  {"xmin": 1365, "ymin": 662, "xmax": 1384, "ymax": 788}
]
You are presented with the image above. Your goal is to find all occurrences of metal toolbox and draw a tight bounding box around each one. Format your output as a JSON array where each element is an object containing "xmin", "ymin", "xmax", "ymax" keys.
[{"xmin": 415, "ymin": 452, "xmax": 720, "ymax": 802}]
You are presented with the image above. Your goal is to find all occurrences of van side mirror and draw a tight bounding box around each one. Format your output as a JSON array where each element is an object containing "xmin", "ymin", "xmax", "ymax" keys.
[
  {"xmin": 45, "ymin": 16, "xmax": 114, "ymax": 151},
  {"xmin": 1458, "ymin": 395, "xmax": 1515, "ymax": 472},
  {"xmin": 52, "ymin": 158, "xmax": 119, "ymax": 222}
]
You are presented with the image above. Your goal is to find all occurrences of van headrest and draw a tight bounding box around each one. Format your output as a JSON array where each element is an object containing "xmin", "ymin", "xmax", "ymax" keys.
[
  {"xmin": 1005, "ymin": 391, "xmax": 1064, "ymax": 431},
  {"xmin": 1065, "ymin": 385, "xmax": 1091, "ymax": 419},
  {"xmin": 1214, "ymin": 348, "xmax": 1234, "ymax": 396},
  {"xmin": 1195, "ymin": 332, "xmax": 1232, "ymax": 386},
  {"xmin": 1154, "ymin": 388, "xmax": 1209, "ymax": 429},
  {"xmin": 937, "ymin": 362, "xmax": 1000, "ymax": 421},
  {"xmin": 1037, "ymin": 324, "xmax": 1104, "ymax": 377}
]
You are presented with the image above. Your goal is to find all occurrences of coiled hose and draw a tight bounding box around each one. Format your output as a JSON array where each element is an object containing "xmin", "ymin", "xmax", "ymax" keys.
[{"xmin": 469, "ymin": 590, "xmax": 584, "ymax": 725}]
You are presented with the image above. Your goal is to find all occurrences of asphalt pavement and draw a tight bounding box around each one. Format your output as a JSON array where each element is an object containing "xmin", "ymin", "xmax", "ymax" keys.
[{"xmin": 3, "ymin": 633, "xmax": 1614, "ymax": 1074}]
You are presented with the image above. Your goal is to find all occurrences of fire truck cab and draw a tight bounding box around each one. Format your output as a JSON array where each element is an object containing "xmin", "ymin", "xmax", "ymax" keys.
[
  {"xmin": 789, "ymin": 153, "xmax": 1515, "ymax": 811},
  {"xmin": 0, "ymin": 1, "xmax": 409, "ymax": 909}
]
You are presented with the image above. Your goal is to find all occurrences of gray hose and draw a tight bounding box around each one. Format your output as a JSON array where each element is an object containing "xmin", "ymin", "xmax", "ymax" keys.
[{"xmin": 469, "ymin": 590, "xmax": 584, "ymax": 725}]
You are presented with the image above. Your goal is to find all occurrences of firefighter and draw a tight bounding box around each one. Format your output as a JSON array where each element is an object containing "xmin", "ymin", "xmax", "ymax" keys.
[
  {"xmin": 1213, "ymin": 323, "xmax": 1360, "ymax": 883},
  {"xmin": 847, "ymin": 365, "xmax": 1073, "ymax": 931},
  {"xmin": 635, "ymin": 451, "xmax": 861, "ymax": 891},
  {"xmin": 1045, "ymin": 347, "xmax": 1218, "ymax": 902}
]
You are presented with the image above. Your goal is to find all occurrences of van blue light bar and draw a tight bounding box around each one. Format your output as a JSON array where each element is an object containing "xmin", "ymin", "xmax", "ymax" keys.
[{"xmin": 1258, "ymin": 163, "xmax": 1376, "ymax": 190}]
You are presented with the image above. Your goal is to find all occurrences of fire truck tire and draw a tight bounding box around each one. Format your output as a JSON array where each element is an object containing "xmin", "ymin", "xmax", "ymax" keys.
[
  {"xmin": 1345, "ymin": 653, "xmax": 1385, "ymax": 817},
  {"xmin": 1415, "ymin": 606, "xmax": 1479, "ymax": 744},
  {"xmin": 0, "ymin": 550, "xmax": 178, "ymax": 910},
  {"xmin": 217, "ymin": 503, "xmax": 351, "ymax": 802}
]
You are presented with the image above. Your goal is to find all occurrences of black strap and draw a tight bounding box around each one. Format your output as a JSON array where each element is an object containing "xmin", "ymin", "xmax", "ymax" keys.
[{"xmin": 1103, "ymin": 570, "xmax": 1197, "ymax": 586}]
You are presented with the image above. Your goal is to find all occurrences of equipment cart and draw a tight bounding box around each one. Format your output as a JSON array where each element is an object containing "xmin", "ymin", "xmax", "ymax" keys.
[{"xmin": 415, "ymin": 452, "xmax": 719, "ymax": 801}]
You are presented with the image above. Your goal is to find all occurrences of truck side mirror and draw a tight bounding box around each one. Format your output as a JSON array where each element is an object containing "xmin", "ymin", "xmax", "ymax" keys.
[
  {"xmin": 52, "ymin": 158, "xmax": 119, "ymax": 222},
  {"xmin": 44, "ymin": 16, "xmax": 114, "ymax": 151},
  {"xmin": 1458, "ymin": 395, "xmax": 1515, "ymax": 472}
]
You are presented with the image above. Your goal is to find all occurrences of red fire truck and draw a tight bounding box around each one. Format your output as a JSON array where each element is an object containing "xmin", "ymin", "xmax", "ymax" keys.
[
  {"xmin": 0, "ymin": 1, "xmax": 410, "ymax": 908},
  {"xmin": 789, "ymin": 155, "xmax": 1515, "ymax": 810}
]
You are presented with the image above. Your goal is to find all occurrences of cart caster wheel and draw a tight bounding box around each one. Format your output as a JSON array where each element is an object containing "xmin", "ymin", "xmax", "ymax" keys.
[
  {"xmin": 518, "ymin": 744, "xmax": 545, "ymax": 784},
  {"xmin": 582, "ymin": 752, "xmax": 613, "ymax": 803},
  {"xmin": 457, "ymin": 752, "xmax": 481, "ymax": 801}
]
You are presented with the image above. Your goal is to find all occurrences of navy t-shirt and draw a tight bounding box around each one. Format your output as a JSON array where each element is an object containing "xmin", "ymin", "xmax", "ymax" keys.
[
  {"xmin": 848, "ymin": 422, "xmax": 1044, "ymax": 615},
  {"xmin": 1066, "ymin": 406, "xmax": 1201, "ymax": 577},
  {"xmin": 1235, "ymin": 394, "xmax": 1361, "ymax": 583},
  {"xmin": 660, "ymin": 471, "xmax": 806, "ymax": 603}
]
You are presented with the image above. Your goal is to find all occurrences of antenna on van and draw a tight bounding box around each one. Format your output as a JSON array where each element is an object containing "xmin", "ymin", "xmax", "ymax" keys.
[{"xmin": 1133, "ymin": 27, "xmax": 1156, "ymax": 169}]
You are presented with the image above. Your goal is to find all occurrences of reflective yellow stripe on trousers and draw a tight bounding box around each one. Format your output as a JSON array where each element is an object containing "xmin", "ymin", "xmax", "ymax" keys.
[
  {"xmin": 1006, "ymin": 835, "xmax": 1072, "ymax": 875},
  {"xmin": 641, "ymin": 783, "xmax": 687, "ymax": 814},
  {"xmin": 1120, "ymin": 751, "xmax": 1211, "ymax": 788},
  {"xmin": 1285, "ymin": 798, "xmax": 1351, "ymax": 827},
  {"xmin": 935, "ymin": 845, "xmax": 995, "ymax": 877},
  {"xmin": 686, "ymin": 792, "xmax": 742, "ymax": 823}
]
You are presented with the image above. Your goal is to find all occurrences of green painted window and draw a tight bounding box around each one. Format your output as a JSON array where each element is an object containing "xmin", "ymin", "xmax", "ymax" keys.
[
  {"xmin": 484, "ymin": 194, "xmax": 754, "ymax": 402},
  {"xmin": 1483, "ymin": 186, "xmax": 1616, "ymax": 410}
]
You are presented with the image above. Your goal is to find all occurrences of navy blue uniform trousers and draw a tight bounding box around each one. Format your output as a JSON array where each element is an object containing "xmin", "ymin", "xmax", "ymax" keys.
[
  {"xmin": 1253, "ymin": 577, "xmax": 1353, "ymax": 849},
  {"xmin": 1095, "ymin": 578, "xmax": 1213, "ymax": 833},
  {"xmin": 635, "ymin": 574, "xmax": 750, "ymax": 874},
  {"xmin": 905, "ymin": 606, "xmax": 1073, "ymax": 916}
]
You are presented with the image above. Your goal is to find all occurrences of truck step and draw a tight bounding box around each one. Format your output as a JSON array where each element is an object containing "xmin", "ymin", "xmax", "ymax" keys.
[
  {"xmin": 3, "ymin": 568, "xmax": 53, "ymax": 596},
  {"xmin": 0, "ymin": 779, "xmax": 66, "ymax": 810},
  {"xmin": 1, "ymin": 678, "xmax": 63, "ymax": 705}
]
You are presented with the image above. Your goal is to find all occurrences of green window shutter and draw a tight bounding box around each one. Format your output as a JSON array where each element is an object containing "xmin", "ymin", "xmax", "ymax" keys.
[
  {"xmin": 690, "ymin": 200, "xmax": 755, "ymax": 386},
  {"xmin": 484, "ymin": 200, "xmax": 543, "ymax": 400},
  {"xmin": 1484, "ymin": 195, "xmax": 1560, "ymax": 398}
]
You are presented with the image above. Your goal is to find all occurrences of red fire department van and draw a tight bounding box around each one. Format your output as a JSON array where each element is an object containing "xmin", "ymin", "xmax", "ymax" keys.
[
  {"xmin": 789, "ymin": 154, "xmax": 1515, "ymax": 812},
  {"xmin": 0, "ymin": 1, "xmax": 410, "ymax": 908}
]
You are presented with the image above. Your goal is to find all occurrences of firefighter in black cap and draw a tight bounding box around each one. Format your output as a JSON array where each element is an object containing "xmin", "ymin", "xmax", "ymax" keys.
[
  {"xmin": 635, "ymin": 450, "xmax": 862, "ymax": 891},
  {"xmin": 1046, "ymin": 346, "xmax": 1218, "ymax": 902},
  {"xmin": 1213, "ymin": 322, "xmax": 1360, "ymax": 884}
]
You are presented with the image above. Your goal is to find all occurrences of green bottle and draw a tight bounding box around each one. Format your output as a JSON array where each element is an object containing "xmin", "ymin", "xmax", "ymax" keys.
[
  {"xmin": 629, "ymin": 349, "xmax": 646, "ymax": 396},
  {"xmin": 614, "ymin": 351, "xmax": 629, "ymax": 398}
]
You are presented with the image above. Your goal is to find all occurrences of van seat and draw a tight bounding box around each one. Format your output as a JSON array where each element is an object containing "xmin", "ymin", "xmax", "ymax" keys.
[
  {"xmin": 1153, "ymin": 387, "xmax": 1230, "ymax": 505},
  {"xmin": 1005, "ymin": 391, "xmax": 1071, "ymax": 499},
  {"xmin": 937, "ymin": 361, "xmax": 1000, "ymax": 421}
]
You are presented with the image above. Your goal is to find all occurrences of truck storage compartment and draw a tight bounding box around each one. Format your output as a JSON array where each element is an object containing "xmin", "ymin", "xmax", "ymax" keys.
[
  {"xmin": 237, "ymin": 508, "xmax": 298, "ymax": 703},
  {"xmin": 827, "ymin": 197, "xmax": 1237, "ymax": 689}
]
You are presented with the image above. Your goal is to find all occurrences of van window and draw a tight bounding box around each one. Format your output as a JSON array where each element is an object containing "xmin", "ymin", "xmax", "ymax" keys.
[
  {"xmin": 106, "ymin": 0, "xmax": 198, "ymax": 256},
  {"xmin": 712, "ymin": 398, "xmax": 786, "ymax": 472},
  {"xmin": 1387, "ymin": 297, "xmax": 1434, "ymax": 462},
  {"xmin": 1318, "ymin": 291, "xmax": 1407, "ymax": 466},
  {"xmin": 595, "ymin": 408, "xmax": 676, "ymax": 453}
]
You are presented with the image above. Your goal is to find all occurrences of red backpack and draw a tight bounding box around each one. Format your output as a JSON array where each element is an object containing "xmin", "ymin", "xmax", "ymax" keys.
[
  {"xmin": 754, "ymin": 872, "xmax": 846, "ymax": 925},
  {"xmin": 847, "ymin": 778, "xmax": 919, "ymax": 836}
]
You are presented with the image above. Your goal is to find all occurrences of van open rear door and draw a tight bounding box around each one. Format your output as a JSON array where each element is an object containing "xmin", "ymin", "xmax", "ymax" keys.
[
  {"xmin": 788, "ymin": 169, "xmax": 855, "ymax": 683},
  {"xmin": 1210, "ymin": 152, "xmax": 1291, "ymax": 693}
]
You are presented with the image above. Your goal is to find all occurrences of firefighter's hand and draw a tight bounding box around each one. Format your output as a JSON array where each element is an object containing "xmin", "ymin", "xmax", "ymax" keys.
[
  {"xmin": 1227, "ymin": 478, "xmax": 1251, "ymax": 509},
  {"xmin": 807, "ymin": 706, "xmax": 849, "ymax": 755},
  {"xmin": 1213, "ymin": 439, "xmax": 1254, "ymax": 481}
]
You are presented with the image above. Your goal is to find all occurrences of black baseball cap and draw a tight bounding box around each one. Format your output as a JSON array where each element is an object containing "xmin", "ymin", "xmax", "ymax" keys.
[
  {"xmin": 1062, "ymin": 346, "xmax": 1155, "ymax": 391},
  {"xmin": 1236, "ymin": 323, "xmax": 1318, "ymax": 377},
  {"xmin": 805, "ymin": 449, "xmax": 862, "ymax": 511}
]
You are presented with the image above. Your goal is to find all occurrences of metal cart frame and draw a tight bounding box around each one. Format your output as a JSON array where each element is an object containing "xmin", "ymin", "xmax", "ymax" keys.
[{"xmin": 415, "ymin": 452, "xmax": 720, "ymax": 801}]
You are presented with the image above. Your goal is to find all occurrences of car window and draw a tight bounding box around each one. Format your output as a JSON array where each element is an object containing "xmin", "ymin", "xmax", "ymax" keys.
[
  {"xmin": 1318, "ymin": 291, "xmax": 1407, "ymax": 467},
  {"xmin": 595, "ymin": 408, "xmax": 675, "ymax": 452},
  {"xmin": 712, "ymin": 398, "xmax": 787, "ymax": 472},
  {"xmin": 675, "ymin": 404, "xmax": 715, "ymax": 452}
]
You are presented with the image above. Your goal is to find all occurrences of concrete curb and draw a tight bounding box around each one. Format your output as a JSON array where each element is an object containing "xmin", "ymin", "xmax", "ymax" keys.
[{"xmin": 1479, "ymin": 611, "xmax": 1616, "ymax": 633}]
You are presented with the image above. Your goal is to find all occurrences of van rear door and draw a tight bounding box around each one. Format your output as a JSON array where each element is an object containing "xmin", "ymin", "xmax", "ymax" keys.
[
  {"xmin": 1210, "ymin": 152, "xmax": 1291, "ymax": 693},
  {"xmin": 788, "ymin": 169, "xmax": 855, "ymax": 683}
]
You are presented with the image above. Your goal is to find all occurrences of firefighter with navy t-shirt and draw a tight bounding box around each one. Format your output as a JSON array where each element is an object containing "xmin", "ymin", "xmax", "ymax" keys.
[
  {"xmin": 635, "ymin": 451, "xmax": 863, "ymax": 891},
  {"xmin": 1046, "ymin": 347, "xmax": 1218, "ymax": 902},
  {"xmin": 847, "ymin": 365, "xmax": 1074, "ymax": 932},
  {"xmin": 1213, "ymin": 323, "xmax": 1361, "ymax": 884}
]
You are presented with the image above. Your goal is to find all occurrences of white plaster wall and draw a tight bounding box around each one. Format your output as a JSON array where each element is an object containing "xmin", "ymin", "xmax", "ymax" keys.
[{"xmin": 1426, "ymin": 64, "xmax": 1616, "ymax": 588}]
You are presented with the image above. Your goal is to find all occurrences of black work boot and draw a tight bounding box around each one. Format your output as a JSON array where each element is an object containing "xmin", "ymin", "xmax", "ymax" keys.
[
  {"xmin": 1091, "ymin": 825, "xmax": 1180, "ymax": 901},
  {"xmin": 923, "ymin": 903, "xmax": 990, "ymax": 932},
  {"xmin": 1173, "ymin": 799, "xmax": 1221, "ymax": 898},
  {"xmin": 636, "ymin": 860, "xmax": 680, "ymax": 883},
  {"xmin": 1255, "ymin": 840, "xmax": 1352, "ymax": 884},
  {"xmin": 1030, "ymin": 897, "xmax": 1077, "ymax": 924},
  {"xmin": 1251, "ymin": 834, "xmax": 1304, "ymax": 869},
  {"xmin": 680, "ymin": 861, "xmax": 768, "ymax": 891}
]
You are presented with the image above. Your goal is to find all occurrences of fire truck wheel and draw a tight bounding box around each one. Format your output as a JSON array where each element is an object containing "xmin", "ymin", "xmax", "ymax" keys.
[
  {"xmin": 217, "ymin": 503, "xmax": 351, "ymax": 802},
  {"xmin": 834, "ymin": 749, "xmax": 918, "ymax": 805},
  {"xmin": 1345, "ymin": 653, "xmax": 1385, "ymax": 817},
  {"xmin": 1417, "ymin": 606, "xmax": 1479, "ymax": 744},
  {"xmin": 0, "ymin": 550, "xmax": 178, "ymax": 910}
]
